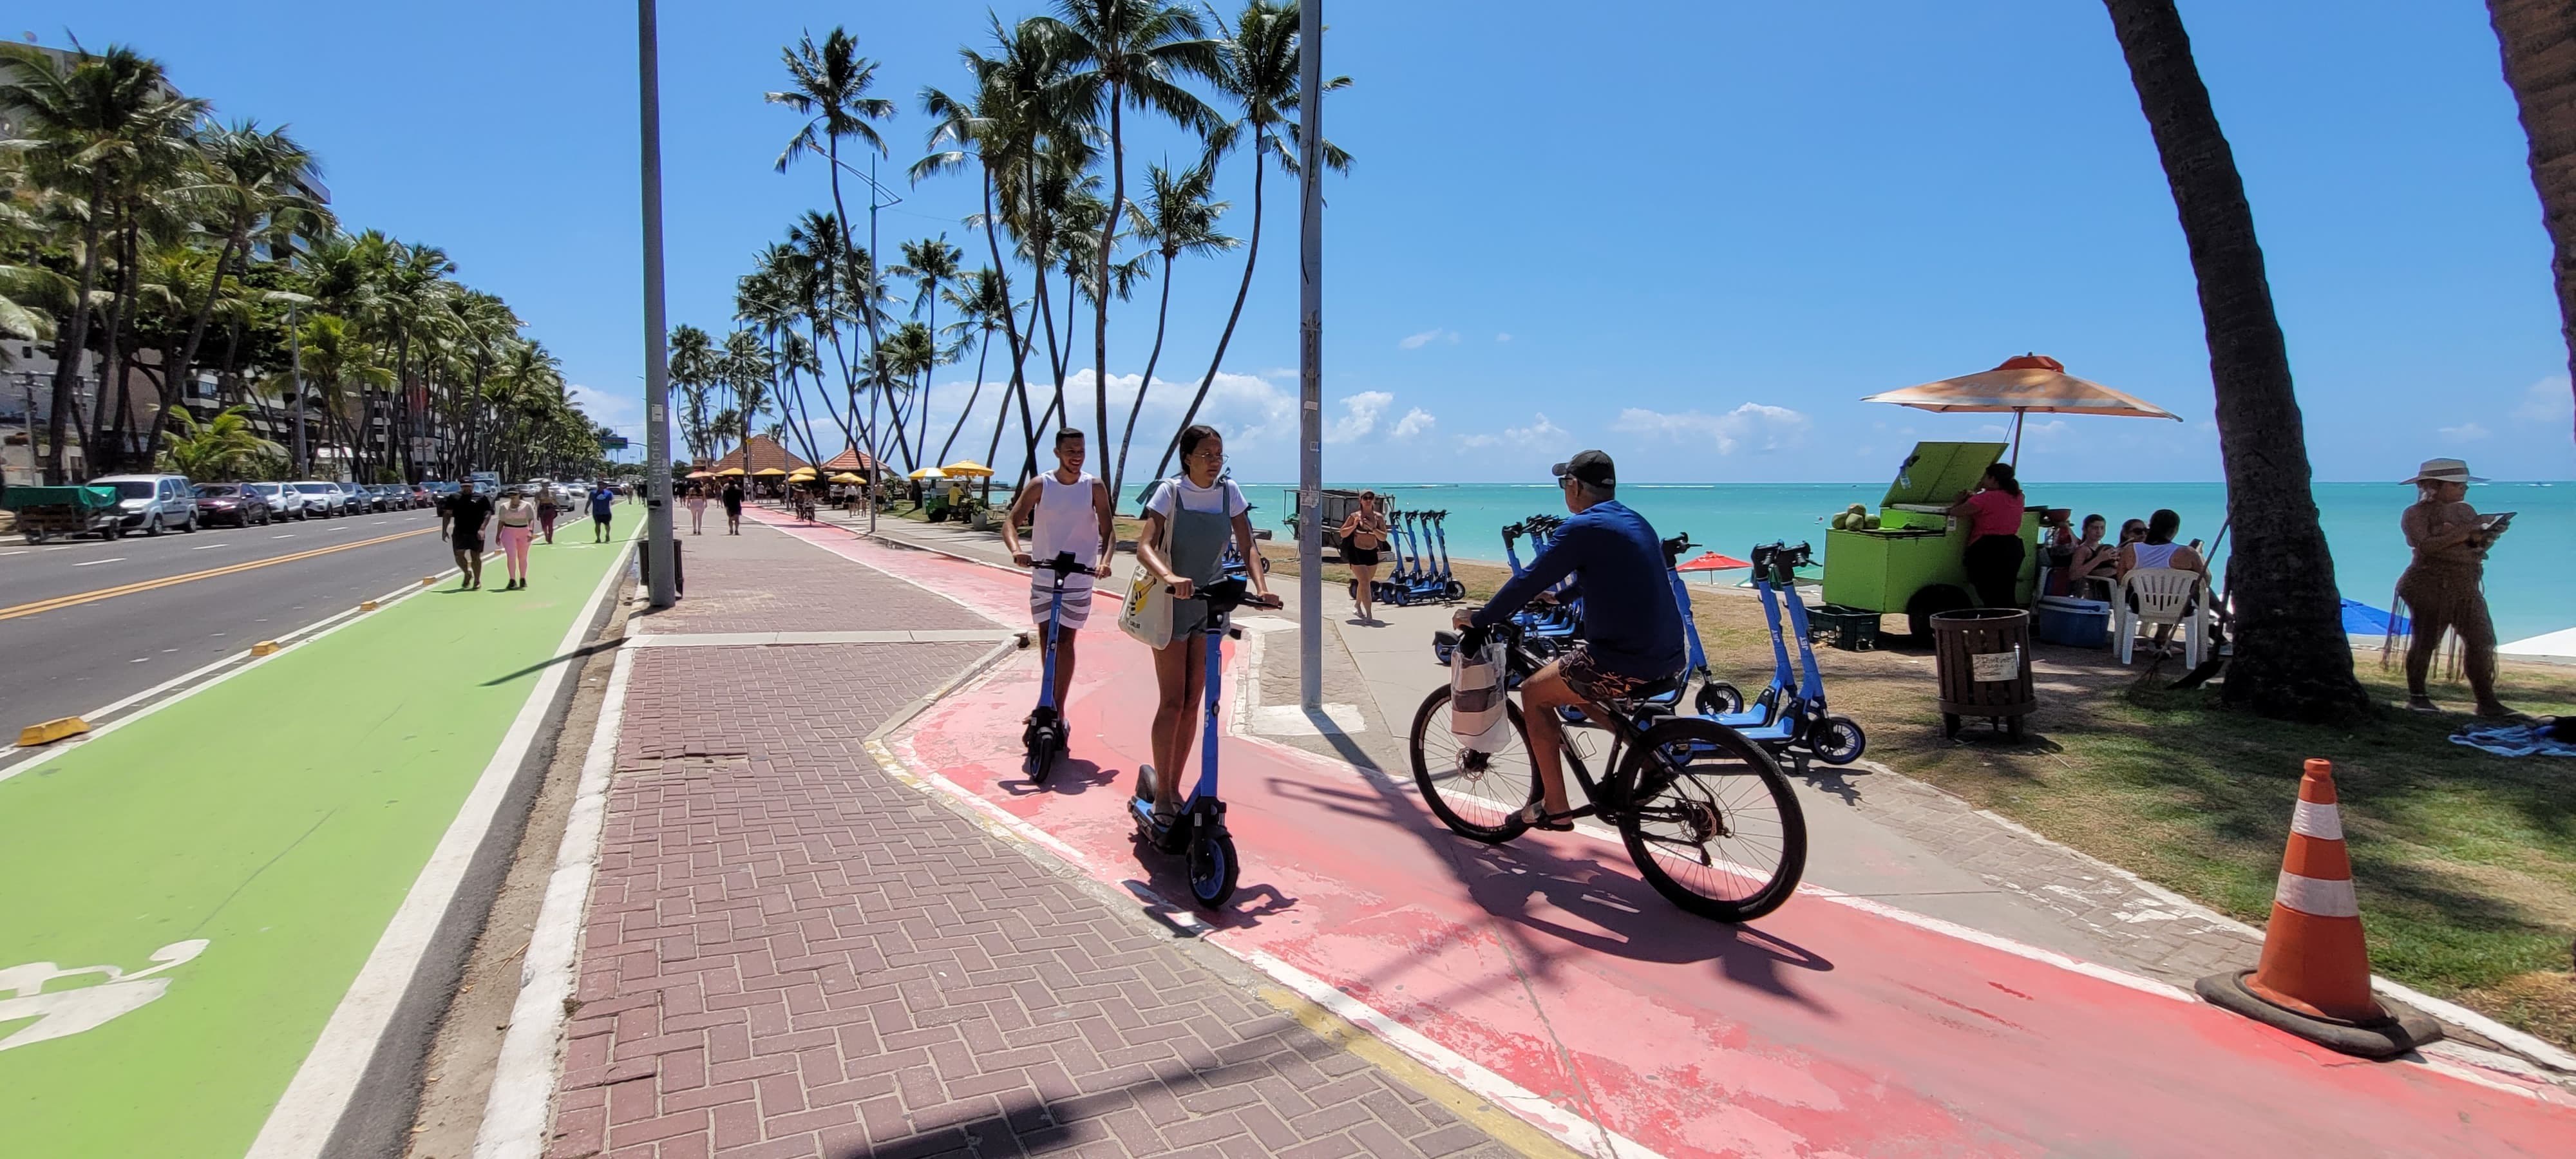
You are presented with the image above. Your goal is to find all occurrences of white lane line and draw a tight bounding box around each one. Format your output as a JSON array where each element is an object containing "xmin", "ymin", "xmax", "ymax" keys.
[
  {"xmin": 474, "ymin": 646, "xmax": 633, "ymax": 1159},
  {"xmin": 249, "ymin": 536, "xmax": 636, "ymax": 1159},
  {"xmin": 73, "ymin": 557, "xmax": 126, "ymax": 567},
  {"xmin": 273, "ymin": 534, "xmax": 296, "ymax": 540},
  {"xmin": 371, "ymin": 520, "xmax": 387, "ymax": 525},
  {"xmin": 192, "ymin": 543, "xmax": 230, "ymax": 551},
  {"xmin": 0, "ymin": 550, "xmax": 26, "ymax": 558}
]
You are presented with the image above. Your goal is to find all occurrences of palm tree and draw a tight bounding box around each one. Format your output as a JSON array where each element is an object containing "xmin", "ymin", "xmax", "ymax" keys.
[
  {"xmin": 1032, "ymin": 0, "xmax": 1222, "ymax": 471},
  {"xmin": 721, "ymin": 328, "xmax": 775, "ymax": 473},
  {"xmin": 668, "ymin": 323, "xmax": 715, "ymax": 463},
  {"xmin": 160, "ymin": 404, "xmax": 281, "ymax": 479},
  {"xmin": 936, "ymin": 268, "xmax": 1013, "ymax": 465},
  {"xmin": 1112, "ymin": 159, "xmax": 1233, "ymax": 498},
  {"xmin": 2486, "ymin": 0, "xmax": 2576, "ymax": 444},
  {"xmin": 0, "ymin": 42, "xmax": 205, "ymax": 481},
  {"xmin": 1151, "ymin": 1, "xmax": 1349, "ymax": 484},
  {"xmin": 769, "ymin": 28, "xmax": 898, "ymax": 473},
  {"xmin": 891, "ymin": 235, "xmax": 964, "ymax": 464},
  {"xmin": 2099, "ymin": 0, "xmax": 2366, "ymax": 721},
  {"xmin": 160, "ymin": 122, "xmax": 329, "ymax": 464}
]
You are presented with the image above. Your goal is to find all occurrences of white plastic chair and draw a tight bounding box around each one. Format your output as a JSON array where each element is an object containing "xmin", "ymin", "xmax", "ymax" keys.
[{"xmin": 2112, "ymin": 567, "xmax": 2208, "ymax": 666}]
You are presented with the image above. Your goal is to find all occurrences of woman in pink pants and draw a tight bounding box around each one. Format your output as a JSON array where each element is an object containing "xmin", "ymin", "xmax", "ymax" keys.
[{"xmin": 494, "ymin": 489, "xmax": 538, "ymax": 591}]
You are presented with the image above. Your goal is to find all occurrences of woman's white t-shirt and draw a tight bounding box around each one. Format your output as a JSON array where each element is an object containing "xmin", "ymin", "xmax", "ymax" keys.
[{"xmin": 1144, "ymin": 476, "xmax": 1248, "ymax": 520}]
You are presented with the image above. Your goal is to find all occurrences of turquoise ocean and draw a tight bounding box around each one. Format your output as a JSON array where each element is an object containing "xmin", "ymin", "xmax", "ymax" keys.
[{"xmin": 1233, "ymin": 481, "xmax": 2573, "ymax": 643}]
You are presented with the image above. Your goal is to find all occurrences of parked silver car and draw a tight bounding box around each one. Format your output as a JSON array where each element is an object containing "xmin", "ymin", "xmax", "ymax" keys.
[
  {"xmin": 245, "ymin": 481, "xmax": 303, "ymax": 520},
  {"xmin": 290, "ymin": 480, "xmax": 349, "ymax": 517},
  {"xmin": 90, "ymin": 473, "xmax": 200, "ymax": 536}
]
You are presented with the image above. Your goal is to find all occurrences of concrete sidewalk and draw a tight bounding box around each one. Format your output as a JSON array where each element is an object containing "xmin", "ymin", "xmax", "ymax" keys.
[{"xmin": 527, "ymin": 518, "xmax": 1521, "ymax": 1159}]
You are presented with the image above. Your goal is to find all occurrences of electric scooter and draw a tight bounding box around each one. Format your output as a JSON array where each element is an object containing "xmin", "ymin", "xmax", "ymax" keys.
[
  {"xmin": 1019, "ymin": 551, "xmax": 1097, "ymax": 784},
  {"xmin": 1658, "ymin": 533, "xmax": 1746, "ymax": 715},
  {"xmin": 1132, "ymin": 576, "xmax": 1281, "ymax": 909},
  {"xmin": 1723, "ymin": 543, "xmax": 1867, "ymax": 769},
  {"xmin": 1423, "ymin": 510, "xmax": 1466, "ymax": 601}
]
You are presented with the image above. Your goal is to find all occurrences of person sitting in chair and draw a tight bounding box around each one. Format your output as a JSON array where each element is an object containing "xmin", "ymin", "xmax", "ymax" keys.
[{"xmin": 2115, "ymin": 509, "xmax": 2205, "ymax": 655}]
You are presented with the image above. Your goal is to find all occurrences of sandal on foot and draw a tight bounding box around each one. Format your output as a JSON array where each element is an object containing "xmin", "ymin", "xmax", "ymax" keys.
[
  {"xmin": 2403, "ymin": 697, "xmax": 2443, "ymax": 714},
  {"xmin": 1514, "ymin": 802, "xmax": 1576, "ymax": 831}
]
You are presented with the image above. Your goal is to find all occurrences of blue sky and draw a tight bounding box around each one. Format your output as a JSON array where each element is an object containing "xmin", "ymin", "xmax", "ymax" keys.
[{"xmin": 43, "ymin": 0, "xmax": 2576, "ymax": 483}]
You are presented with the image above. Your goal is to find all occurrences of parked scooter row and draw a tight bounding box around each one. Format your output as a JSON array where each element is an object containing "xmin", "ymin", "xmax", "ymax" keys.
[
  {"xmin": 1359, "ymin": 509, "xmax": 1466, "ymax": 607},
  {"xmin": 1670, "ymin": 541, "xmax": 1867, "ymax": 770}
]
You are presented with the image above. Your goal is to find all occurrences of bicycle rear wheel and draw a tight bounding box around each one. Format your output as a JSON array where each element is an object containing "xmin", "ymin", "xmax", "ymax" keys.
[
  {"xmin": 1615, "ymin": 717, "xmax": 1806, "ymax": 921},
  {"xmin": 1409, "ymin": 686, "xmax": 1539, "ymax": 843}
]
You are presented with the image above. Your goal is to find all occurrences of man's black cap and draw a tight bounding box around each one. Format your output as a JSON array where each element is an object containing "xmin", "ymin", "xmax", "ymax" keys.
[{"xmin": 1551, "ymin": 449, "xmax": 1616, "ymax": 487}]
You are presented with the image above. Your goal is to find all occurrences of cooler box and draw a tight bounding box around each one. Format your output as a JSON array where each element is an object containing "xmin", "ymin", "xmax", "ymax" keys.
[{"xmin": 2034, "ymin": 596, "xmax": 2109, "ymax": 648}]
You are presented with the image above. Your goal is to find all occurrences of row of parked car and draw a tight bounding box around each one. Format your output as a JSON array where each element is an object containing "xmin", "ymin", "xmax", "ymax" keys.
[{"xmin": 77, "ymin": 473, "xmax": 444, "ymax": 536}]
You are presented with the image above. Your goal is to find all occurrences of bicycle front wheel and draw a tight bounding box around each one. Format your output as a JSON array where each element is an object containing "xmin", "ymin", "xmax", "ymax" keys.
[
  {"xmin": 1410, "ymin": 686, "xmax": 1539, "ymax": 843},
  {"xmin": 1615, "ymin": 717, "xmax": 1806, "ymax": 921}
]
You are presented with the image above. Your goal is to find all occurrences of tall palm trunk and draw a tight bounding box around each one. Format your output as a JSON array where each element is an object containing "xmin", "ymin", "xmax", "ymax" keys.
[
  {"xmin": 2101, "ymin": 0, "xmax": 2366, "ymax": 721},
  {"xmin": 1095, "ymin": 88, "xmax": 1126, "ymax": 471},
  {"xmin": 938, "ymin": 325, "xmax": 993, "ymax": 465},
  {"xmin": 1112, "ymin": 250, "xmax": 1175, "ymax": 501},
  {"xmin": 101, "ymin": 220, "xmax": 143, "ymax": 470},
  {"xmin": 2487, "ymin": 0, "xmax": 2576, "ymax": 442},
  {"xmin": 149, "ymin": 223, "xmax": 247, "ymax": 466},
  {"xmin": 1156, "ymin": 142, "xmax": 1267, "ymax": 482},
  {"xmin": 43, "ymin": 174, "xmax": 111, "ymax": 484}
]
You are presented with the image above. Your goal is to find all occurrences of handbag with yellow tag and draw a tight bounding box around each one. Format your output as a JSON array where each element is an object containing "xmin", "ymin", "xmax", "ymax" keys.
[{"xmin": 1118, "ymin": 504, "xmax": 1175, "ymax": 648}]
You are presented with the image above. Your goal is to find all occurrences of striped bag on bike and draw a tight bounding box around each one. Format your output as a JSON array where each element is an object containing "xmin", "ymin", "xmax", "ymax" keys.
[{"xmin": 1448, "ymin": 634, "xmax": 1512, "ymax": 753}]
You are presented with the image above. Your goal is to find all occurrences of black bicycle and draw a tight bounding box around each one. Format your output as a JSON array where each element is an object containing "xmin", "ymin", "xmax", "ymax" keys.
[{"xmin": 1408, "ymin": 622, "xmax": 1807, "ymax": 922}]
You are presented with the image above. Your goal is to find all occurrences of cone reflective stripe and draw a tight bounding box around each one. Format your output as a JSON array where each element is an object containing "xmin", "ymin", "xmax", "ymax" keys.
[{"xmin": 2243, "ymin": 759, "xmax": 2384, "ymax": 1023}]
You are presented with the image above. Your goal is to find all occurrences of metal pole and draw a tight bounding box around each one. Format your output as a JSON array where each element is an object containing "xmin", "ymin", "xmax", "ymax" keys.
[
  {"xmin": 866, "ymin": 154, "xmax": 882, "ymax": 537},
  {"xmin": 1296, "ymin": 0, "xmax": 1325, "ymax": 710},
  {"xmin": 289, "ymin": 302, "xmax": 305, "ymax": 476},
  {"xmin": 639, "ymin": 0, "xmax": 677, "ymax": 608}
]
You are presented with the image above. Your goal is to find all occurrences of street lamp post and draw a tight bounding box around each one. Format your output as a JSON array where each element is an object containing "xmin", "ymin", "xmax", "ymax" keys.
[
  {"xmin": 638, "ymin": 0, "xmax": 677, "ymax": 608},
  {"xmin": 1295, "ymin": 0, "xmax": 1325, "ymax": 710},
  {"xmin": 289, "ymin": 302, "xmax": 305, "ymax": 477}
]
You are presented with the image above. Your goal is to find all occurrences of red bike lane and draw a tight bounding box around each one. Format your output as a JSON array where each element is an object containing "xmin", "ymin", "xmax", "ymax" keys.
[{"xmin": 758, "ymin": 513, "xmax": 2576, "ymax": 1158}]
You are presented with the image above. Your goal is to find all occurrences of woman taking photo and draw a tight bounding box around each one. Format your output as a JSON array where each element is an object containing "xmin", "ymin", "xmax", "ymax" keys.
[
  {"xmin": 1947, "ymin": 462, "xmax": 2027, "ymax": 608},
  {"xmin": 493, "ymin": 487, "xmax": 538, "ymax": 590},
  {"xmin": 1337, "ymin": 490, "xmax": 1390, "ymax": 623},
  {"xmin": 1133, "ymin": 425, "xmax": 1275, "ymax": 827},
  {"xmin": 2396, "ymin": 458, "xmax": 2518, "ymax": 718}
]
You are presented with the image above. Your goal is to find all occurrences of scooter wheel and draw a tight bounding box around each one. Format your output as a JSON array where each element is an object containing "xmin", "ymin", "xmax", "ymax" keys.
[
  {"xmin": 1443, "ymin": 580, "xmax": 1466, "ymax": 601},
  {"xmin": 1188, "ymin": 830, "xmax": 1239, "ymax": 909},
  {"xmin": 1023, "ymin": 728, "xmax": 1059, "ymax": 784},
  {"xmin": 1812, "ymin": 715, "xmax": 1867, "ymax": 765},
  {"xmin": 1695, "ymin": 681, "xmax": 1745, "ymax": 717}
]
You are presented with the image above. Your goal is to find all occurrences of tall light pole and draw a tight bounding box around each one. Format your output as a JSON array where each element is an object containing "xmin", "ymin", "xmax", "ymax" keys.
[
  {"xmin": 639, "ymin": 0, "xmax": 677, "ymax": 607},
  {"xmin": 289, "ymin": 301, "xmax": 306, "ymax": 476},
  {"xmin": 1295, "ymin": 0, "xmax": 1325, "ymax": 710}
]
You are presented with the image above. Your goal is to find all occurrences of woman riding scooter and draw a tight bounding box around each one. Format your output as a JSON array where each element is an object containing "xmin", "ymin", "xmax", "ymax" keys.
[{"xmin": 1135, "ymin": 424, "xmax": 1276, "ymax": 829}]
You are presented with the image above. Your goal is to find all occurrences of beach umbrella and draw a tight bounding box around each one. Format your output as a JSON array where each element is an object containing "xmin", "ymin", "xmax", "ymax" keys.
[
  {"xmin": 1676, "ymin": 551, "xmax": 1754, "ymax": 583},
  {"xmin": 939, "ymin": 460, "xmax": 995, "ymax": 478},
  {"xmin": 907, "ymin": 467, "xmax": 948, "ymax": 480},
  {"xmin": 1861, "ymin": 353, "xmax": 2180, "ymax": 466},
  {"xmin": 786, "ymin": 467, "xmax": 817, "ymax": 481},
  {"xmin": 715, "ymin": 467, "xmax": 745, "ymax": 476},
  {"xmin": 753, "ymin": 467, "xmax": 788, "ymax": 477},
  {"xmin": 685, "ymin": 470, "xmax": 712, "ymax": 480},
  {"xmin": 829, "ymin": 471, "xmax": 865, "ymax": 484}
]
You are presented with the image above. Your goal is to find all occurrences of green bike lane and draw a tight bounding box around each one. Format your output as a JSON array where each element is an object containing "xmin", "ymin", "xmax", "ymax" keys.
[{"xmin": 0, "ymin": 529, "xmax": 634, "ymax": 1156}]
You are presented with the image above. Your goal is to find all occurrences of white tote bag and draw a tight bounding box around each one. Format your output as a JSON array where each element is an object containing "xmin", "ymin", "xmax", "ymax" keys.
[
  {"xmin": 1448, "ymin": 634, "xmax": 1512, "ymax": 752},
  {"xmin": 1118, "ymin": 503, "xmax": 1175, "ymax": 650}
]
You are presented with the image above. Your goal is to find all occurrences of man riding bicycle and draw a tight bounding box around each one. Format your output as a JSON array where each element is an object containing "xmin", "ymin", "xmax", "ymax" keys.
[{"xmin": 1453, "ymin": 449, "xmax": 1683, "ymax": 831}]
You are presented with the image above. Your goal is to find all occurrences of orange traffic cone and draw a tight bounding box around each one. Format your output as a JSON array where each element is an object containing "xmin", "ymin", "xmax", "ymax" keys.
[{"xmin": 2197, "ymin": 759, "xmax": 2440, "ymax": 1058}]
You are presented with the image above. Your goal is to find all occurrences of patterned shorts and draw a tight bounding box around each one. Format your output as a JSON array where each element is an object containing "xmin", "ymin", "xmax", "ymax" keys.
[
  {"xmin": 1030, "ymin": 580, "xmax": 1095, "ymax": 630},
  {"xmin": 1559, "ymin": 643, "xmax": 1657, "ymax": 704}
]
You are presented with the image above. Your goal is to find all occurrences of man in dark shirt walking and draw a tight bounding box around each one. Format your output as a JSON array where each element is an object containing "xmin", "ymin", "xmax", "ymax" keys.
[
  {"xmin": 1456, "ymin": 450, "xmax": 1683, "ymax": 830},
  {"xmin": 590, "ymin": 480, "xmax": 616, "ymax": 543},
  {"xmin": 441, "ymin": 478, "xmax": 496, "ymax": 590}
]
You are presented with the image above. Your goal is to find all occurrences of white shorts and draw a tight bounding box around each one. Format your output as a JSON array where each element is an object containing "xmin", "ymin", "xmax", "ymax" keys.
[{"xmin": 1030, "ymin": 580, "xmax": 1095, "ymax": 630}]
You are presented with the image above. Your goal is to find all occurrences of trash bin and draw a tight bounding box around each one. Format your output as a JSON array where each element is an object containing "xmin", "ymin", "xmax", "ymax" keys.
[
  {"xmin": 638, "ymin": 539, "xmax": 683, "ymax": 598},
  {"xmin": 1931, "ymin": 608, "xmax": 2033, "ymax": 740}
]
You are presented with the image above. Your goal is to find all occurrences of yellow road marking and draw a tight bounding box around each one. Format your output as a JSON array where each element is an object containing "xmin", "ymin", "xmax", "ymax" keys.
[{"xmin": 0, "ymin": 529, "xmax": 436, "ymax": 622}]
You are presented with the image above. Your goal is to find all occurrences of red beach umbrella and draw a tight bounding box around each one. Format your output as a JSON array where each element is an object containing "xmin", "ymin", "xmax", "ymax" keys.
[{"xmin": 1676, "ymin": 551, "xmax": 1754, "ymax": 581}]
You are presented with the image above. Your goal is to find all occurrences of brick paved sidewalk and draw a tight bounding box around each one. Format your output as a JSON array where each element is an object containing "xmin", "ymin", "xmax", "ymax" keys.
[{"xmin": 547, "ymin": 525, "xmax": 1516, "ymax": 1159}]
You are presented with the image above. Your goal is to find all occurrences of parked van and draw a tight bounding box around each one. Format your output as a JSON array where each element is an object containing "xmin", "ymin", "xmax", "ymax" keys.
[{"xmin": 89, "ymin": 473, "xmax": 199, "ymax": 536}]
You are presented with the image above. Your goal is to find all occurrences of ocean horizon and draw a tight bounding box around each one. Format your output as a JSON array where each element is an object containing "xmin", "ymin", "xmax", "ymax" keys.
[{"xmin": 1223, "ymin": 479, "xmax": 2572, "ymax": 643}]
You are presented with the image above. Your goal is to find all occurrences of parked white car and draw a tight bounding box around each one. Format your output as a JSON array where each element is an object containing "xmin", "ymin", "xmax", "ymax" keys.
[{"xmin": 90, "ymin": 474, "xmax": 199, "ymax": 536}]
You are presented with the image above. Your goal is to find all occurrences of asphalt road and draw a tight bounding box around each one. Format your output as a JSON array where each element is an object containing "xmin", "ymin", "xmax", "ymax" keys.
[{"xmin": 0, "ymin": 506, "xmax": 468, "ymax": 731}]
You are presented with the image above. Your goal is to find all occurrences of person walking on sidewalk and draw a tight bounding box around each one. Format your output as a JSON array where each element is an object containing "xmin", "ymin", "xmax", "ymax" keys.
[
  {"xmin": 685, "ymin": 482, "xmax": 708, "ymax": 534},
  {"xmin": 1005, "ymin": 428, "xmax": 1115, "ymax": 721},
  {"xmin": 494, "ymin": 488, "xmax": 538, "ymax": 590},
  {"xmin": 589, "ymin": 479, "xmax": 616, "ymax": 543},
  {"xmin": 441, "ymin": 478, "xmax": 495, "ymax": 590},
  {"xmin": 721, "ymin": 478, "xmax": 744, "ymax": 534},
  {"xmin": 1134, "ymin": 424, "xmax": 1274, "ymax": 826},
  {"xmin": 1338, "ymin": 490, "xmax": 1390, "ymax": 624},
  {"xmin": 535, "ymin": 486, "xmax": 560, "ymax": 544}
]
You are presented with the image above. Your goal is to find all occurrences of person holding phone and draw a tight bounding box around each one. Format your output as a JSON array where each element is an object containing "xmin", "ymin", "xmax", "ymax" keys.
[{"xmin": 2397, "ymin": 458, "xmax": 2519, "ymax": 718}]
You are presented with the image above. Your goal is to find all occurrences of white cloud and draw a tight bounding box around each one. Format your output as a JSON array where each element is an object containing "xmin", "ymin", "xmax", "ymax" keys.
[
  {"xmin": 2513, "ymin": 375, "xmax": 2573, "ymax": 424},
  {"xmin": 1495, "ymin": 333, "xmax": 1512, "ymax": 343},
  {"xmin": 1390, "ymin": 407, "xmax": 1435, "ymax": 439},
  {"xmin": 566, "ymin": 382, "xmax": 646, "ymax": 444},
  {"xmin": 2439, "ymin": 422, "xmax": 2491, "ymax": 444},
  {"xmin": 1457, "ymin": 413, "xmax": 1570, "ymax": 451},
  {"xmin": 1398, "ymin": 328, "xmax": 1460, "ymax": 350},
  {"xmin": 1325, "ymin": 391, "xmax": 1394, "ymax": 443},
  {"xmin": 1610, "ymin": 402, "xmax": 1812, "ymax": 455}
]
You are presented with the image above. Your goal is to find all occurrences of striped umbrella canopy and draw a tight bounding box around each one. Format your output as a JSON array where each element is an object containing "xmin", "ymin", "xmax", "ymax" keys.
[{"xmin": 1861, "ymin": 353, "xmax": 2179, "ymax": 465}]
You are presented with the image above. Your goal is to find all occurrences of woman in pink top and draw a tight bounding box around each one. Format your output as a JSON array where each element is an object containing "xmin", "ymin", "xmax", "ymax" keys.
[{"xmin": 1946, "ymin": 462, "xmax": 2027, "ymax": 608}]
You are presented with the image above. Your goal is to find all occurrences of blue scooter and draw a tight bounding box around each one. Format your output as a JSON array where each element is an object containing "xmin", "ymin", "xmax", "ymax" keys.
[
  {"xmin": 1658, "ymin": 533, "xmax": 1747, "ymax": 717},
  {"xmin": 1019, "ymin": 551, "xmax": 1097, "ymax": 784},
  {"xmin": 1718, "ymin": 543, "xmax": 1867, "ymax": 769},
  {"xmin": 1132, "ymin": 576, "xmax": 1281, "ymax": 909}
]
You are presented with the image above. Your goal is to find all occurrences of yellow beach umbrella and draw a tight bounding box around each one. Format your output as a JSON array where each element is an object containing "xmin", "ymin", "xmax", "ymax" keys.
[
  {"xmin": 753, "ymin": 467, "xmax": 788, "ymax": 477},
  {"xmin": 715, "ymin": 467, "xmax": 745, "ymax": 477},
  {"xmin": 938, "ymin": 460, "xmax": 995, "ymax": 478},
  {"xmin": 907, "ymin": 467, "xmax": 947, "ymax": 480},
  {"xmin": 829, "ymin": 472, "xmax": 865, "ymax": 484},
  {"xmin": 685, "ymin": 470, "xmax": 713, "ymax": 479},
  {"xmin": 786, "ymin": 467, "xmax": 817, "ymax": 480}
]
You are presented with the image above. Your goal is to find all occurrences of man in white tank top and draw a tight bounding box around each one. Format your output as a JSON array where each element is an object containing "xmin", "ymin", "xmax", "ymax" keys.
[{"xmin": 1003, "ymin": 429, "xmax": 1115, "ymax": 712}]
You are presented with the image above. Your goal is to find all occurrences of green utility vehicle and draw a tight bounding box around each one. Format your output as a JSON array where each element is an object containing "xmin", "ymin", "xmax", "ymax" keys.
[{"xmin": 1819, "ymin": 441, "xmax": 2038, "ymax": 639}]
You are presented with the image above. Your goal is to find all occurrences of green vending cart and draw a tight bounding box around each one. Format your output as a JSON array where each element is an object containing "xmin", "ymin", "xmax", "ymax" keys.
[{"xmin": 1820, "ymin": 441, "xmax": 2039, "ymax": 639}]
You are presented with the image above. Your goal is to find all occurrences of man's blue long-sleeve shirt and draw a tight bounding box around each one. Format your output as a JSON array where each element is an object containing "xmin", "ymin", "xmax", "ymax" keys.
[{"xmin": 1468, "ymin": 500, "xmax": 1685, "ymax": 679}]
